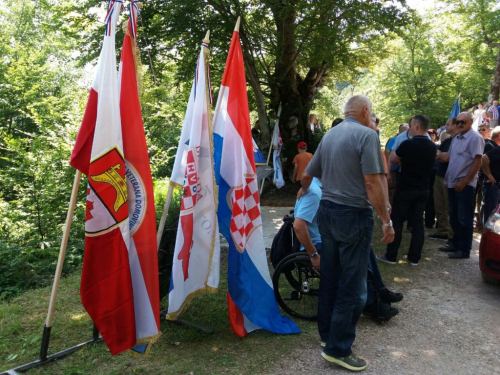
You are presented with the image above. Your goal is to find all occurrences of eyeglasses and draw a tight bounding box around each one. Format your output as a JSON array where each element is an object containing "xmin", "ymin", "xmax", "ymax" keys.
[{"xmin": 456, "ymin": 120, "xmax": 467, "ymax": 125}]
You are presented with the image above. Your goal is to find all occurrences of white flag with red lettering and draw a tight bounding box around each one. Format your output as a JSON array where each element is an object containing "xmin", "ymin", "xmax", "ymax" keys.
[{"xmin": 167, "ymin": 39, "xmax": 220, "ymax": 320}]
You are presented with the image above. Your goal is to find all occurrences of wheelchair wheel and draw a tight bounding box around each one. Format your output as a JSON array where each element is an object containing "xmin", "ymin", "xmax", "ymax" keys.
[{"xmin": 272, "ymin": 253, "xmax": 320, "ymax": 321}]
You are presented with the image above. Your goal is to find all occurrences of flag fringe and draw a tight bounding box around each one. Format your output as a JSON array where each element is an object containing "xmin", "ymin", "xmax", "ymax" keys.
[
  {"xmin": 127, "ymin": 331, "xmax": 162, "ymax": 356},
  {"xmin": 165, "ymin": 285, "xmax": 219, "ymax": 321},
  {"xmin": 122, "ymin": 21, "xmax": 143, "ymax": 96}
]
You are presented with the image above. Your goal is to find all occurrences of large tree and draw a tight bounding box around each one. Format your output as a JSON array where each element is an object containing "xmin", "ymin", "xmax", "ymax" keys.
[
  {"xmin": 137, "ymin": 0, "xmax": 409, "ymax": 151},
  {"xmin": 444, "ymin": 0, "xmax": 500, "ymax": 102}
]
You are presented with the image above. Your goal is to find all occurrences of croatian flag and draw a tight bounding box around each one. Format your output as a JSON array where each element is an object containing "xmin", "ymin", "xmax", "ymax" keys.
[
  {"xmin": 252, "ymin": 138, "xmax": 267, "ymax": 165},
  {"xmin": 70, "ymin": 2, "xmax": 159, "ymax": 355},
  {"xmin": 167, "ymin": 36, "xmax": 220, "ymax": 320},
  {"xmin": 271, "ymin": 113, "xmax": 285, "ymax": 188},
  {"xmin": 213, "ymin": 25, "xmax": 300, "ymax": 337}
]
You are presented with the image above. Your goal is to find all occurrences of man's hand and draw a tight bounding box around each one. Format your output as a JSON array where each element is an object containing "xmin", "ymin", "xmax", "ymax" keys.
[
  {"xmin": 454, "ymin": 179, "xmax": 468, "ymax": 192},
  {"xmin": 297, "ymin": 187, "xmax": 307, "ymax": 200},
  {"xmin": 386, "ymin": 173, "xmax": 392, "ymax": 185},
  {"xmin": 310, "ymin": 256, "xmax": 320, "ymax": 271},
  {"xmin": 487, "ymin": 174, "xmax": 497, "ymax": 184},
  {"xmin": 381, "ymin": 225, "xmax": 395, "ymax": 243}
]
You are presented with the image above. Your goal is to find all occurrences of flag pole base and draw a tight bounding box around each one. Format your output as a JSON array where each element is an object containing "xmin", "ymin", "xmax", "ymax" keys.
[
  {"xmin": 160, "ymin": 309, "xmax": 213, "ymax": 334},
  {"xmin": 6, "ymin": 326, "xmax": 102, "ymax": 373}
]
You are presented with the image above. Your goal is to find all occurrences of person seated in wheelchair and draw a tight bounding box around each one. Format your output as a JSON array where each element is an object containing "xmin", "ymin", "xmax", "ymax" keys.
[{"xmin": 293, "ymin": 177, "xmax": 403, "ymax": 321}]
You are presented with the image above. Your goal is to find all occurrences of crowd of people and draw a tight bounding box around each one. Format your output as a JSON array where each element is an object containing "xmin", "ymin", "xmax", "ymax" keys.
[{"xmin": 289, "ymin": 95, "xmax": 500, "ymax": 372}]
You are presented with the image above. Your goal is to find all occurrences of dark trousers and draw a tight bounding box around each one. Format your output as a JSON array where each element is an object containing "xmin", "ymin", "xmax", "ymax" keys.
[
  {"xmin": 482, "ymin": 182, "xmax": 500, "ymax": 227},
  {"xmin": 425, "ymin": 170, "xmax": 436, "ymax": 228},
  {"xmin": 367, "ymin": 247, "xmax": 386, "ymax": 305},
  {"xmin": 448, "ymin": 186, "xmax": 475, "ymax": 255},
  {"xmin": 317, "ymin": 200, "xmax": 373, "ymax": 358},
  {"xmin": 386, "ymin": 190, "xmax": 429, "ymax": 264}
]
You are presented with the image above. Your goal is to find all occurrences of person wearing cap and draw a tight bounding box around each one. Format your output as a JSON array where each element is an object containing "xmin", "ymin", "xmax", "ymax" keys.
[{"xmin": 292, "ymin": 141, "xmax": 313, "ymax": 187}]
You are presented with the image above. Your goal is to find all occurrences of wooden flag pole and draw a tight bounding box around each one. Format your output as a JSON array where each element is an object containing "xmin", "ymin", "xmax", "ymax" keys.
[
  {"xmin": 235, "ymin": 16, "xmax": 241, "ymax": 32},
  {"xmin": 260, "ymin": 104, "xmax": 281, "ymax": 194},
  {"xmin": 156, "ymin": 182, "xmax": 175, "ymax": 249},
  {"xmin": 40, "ymin": 170, "xmax": 82, "ymax": 361}
]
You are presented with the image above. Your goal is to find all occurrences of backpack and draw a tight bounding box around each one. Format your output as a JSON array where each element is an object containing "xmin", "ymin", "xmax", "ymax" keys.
[{"xmin": 270, "ymin": 215, "xmax": 301, "ymax": 268}]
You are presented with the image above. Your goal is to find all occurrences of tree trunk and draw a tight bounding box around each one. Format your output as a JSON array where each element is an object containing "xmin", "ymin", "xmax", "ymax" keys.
[{"xmin": 488, "ymin": 47, "xmax": 500, "ymax": 103}]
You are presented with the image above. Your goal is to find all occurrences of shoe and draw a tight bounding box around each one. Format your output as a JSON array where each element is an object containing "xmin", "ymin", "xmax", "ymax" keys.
[
  {"xmin": 321, "ymin": 352, "xmax": 367, "ymax": 371},
  {"xmin": 448, "ymin": 251, "xmax": 470, "ymax": 259},
  {"xmin": 379, "ymin": 288, "xmax": 403, "ymax": 303},
  {"xmin": 439, "ymin": 244, "xmax": 456, "ymax": 253},
  {"xmin": 321, "ymin": 341, "xmax": 326, "ymax": 348},
  {"xmin": 427, "ymin": 233, "xmax": 449, "ymax": 241},
  {"xmin": 363, "ymin": 301, "xmax": 399, "ymax": 320},
  {"xmin": 376, "ymin": 254, "xmax": 396, "ymax": 265},
  {"xmin": 402, "ymin": 255, "xmax": 418, "ymax": 266}
]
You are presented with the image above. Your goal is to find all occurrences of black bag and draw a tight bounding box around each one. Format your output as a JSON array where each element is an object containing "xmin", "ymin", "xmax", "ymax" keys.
[{"xmin": 270, "ymin": 215, "xmax": 301, "ymax": 268}]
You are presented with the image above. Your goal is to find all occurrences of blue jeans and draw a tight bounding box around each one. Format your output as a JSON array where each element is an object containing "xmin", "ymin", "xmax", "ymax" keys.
[
  {"xmin": 448, "ymin": 186, "xmax": 475, "ymax": 255},
  {"xmin": 317, "ymin": 200, "xmax": 373, "ymax": 358},
  {"xmin": 482, "ymin": 182, "xmax": 500, "ymax": 226},
  {"xmin": 367, "ymin": 247, "xmax": 386, "ymax": 305}
]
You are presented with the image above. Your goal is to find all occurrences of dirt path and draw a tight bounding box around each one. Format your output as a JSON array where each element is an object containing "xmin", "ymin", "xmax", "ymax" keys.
[{"xmin": 261, "ymin": 207, "xmax": 500, "ymax": 375}]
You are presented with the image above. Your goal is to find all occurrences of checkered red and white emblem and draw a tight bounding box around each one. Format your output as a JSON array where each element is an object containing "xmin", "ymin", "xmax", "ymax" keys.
[{"xmin": 230, "ymin": 176, "xmax": 261, "ymax": 250}]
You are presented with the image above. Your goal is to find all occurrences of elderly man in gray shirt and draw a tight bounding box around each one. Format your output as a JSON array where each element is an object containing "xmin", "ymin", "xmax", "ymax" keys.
[
  {"xmin": 299, "ymin": 95, "xmax": 394, "ymax": 372},
  {"xmin": 440, "ymin": 112, "xmax": 484, "ymax": 259}
]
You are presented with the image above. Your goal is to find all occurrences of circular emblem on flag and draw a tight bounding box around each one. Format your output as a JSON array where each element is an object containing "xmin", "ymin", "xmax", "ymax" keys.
[{"xmin": 126, "ymin": 162, "xmax": 147, "ymax": 236}]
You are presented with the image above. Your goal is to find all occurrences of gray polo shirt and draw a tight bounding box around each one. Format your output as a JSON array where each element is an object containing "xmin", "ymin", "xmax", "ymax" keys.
[
  {"xmin": 444, "ymin": 129, "xmax": 484, "ymax": 188},
  {"xmin": 305, "ymin": 117, "xmax": 385, "ymax": 209}
]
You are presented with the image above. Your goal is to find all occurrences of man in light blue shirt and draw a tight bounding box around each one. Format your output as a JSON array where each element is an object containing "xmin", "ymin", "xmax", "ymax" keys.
[{"xmin": 293, "ymin": 178, "xmax": 322, "ymax": 270}]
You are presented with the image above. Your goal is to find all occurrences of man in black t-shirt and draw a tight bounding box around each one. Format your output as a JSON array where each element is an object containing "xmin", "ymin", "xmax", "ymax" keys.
[
  {"xmin": 429, "ymin": 118, "xmax": 458, "ymax": 240},
  {"xmin": 377, "ymin": 115, "xmax": 437, "ymax": 266},
  {"xmin": 481, "ymin": 127, "xmax": 500, "ymax": 225}
]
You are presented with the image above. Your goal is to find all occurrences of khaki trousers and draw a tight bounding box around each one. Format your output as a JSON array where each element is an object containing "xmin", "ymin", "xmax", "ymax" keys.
[{"xmin": 434, "ymin": 175, "xmax": 451, "ymax": 237}]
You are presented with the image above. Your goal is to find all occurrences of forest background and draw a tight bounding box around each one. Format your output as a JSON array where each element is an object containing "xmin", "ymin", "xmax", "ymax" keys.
[{"xmin": 0, "ymin": 0, "xmax": 499, "ymax": 299}]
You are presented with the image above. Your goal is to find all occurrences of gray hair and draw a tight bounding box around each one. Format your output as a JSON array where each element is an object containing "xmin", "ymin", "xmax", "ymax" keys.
[
  {"xmin": 492, "ymin": 126, "xmax": 500, "ymax": 141},
  {"xmin": 343, "ymin": 95, "xmax": 372, "ymax": 116},
  {"xmin": 458, "ymin": 111, "xmax": 473, "ymax": 120}
]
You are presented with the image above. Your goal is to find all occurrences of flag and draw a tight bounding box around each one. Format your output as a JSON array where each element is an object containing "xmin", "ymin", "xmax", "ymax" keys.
[
  {"xmin": 252, "ymin": 138, "xmax": 267, "ymax": 165},
  {"xmin": 213, "ymin": 26, "xmax": 300, "ymax": 337},
  {"xmin": 70, "ymin": 2, "xmax": 158, "ymax": 355},
  {"xmin": 166, "ymin": 35, "xmax": 220, "ymax": 320},
  {"xmin": 117, "ymin": 2, "xmax": 161, "ymax": 354},
  {"xmin": 448, "ymin": 96, "xmax": 461, "ymax": 119},
  {"xmin": 271, "ymin": 114, "xmax": 285, "ymax": 188}
]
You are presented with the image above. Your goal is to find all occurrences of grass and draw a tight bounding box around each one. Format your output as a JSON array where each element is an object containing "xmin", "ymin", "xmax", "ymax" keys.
[{"xmin": 1, "ymin": 223, "xmax": 418, "ymax": 374}]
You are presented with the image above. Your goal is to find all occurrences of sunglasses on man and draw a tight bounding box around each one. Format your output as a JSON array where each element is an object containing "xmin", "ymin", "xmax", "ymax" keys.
[{"xmin": 456, "ymin": 120, "xmax": 467, "ymax": 125}]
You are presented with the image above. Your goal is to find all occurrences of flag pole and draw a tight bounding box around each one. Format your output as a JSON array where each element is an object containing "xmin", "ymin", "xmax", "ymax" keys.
[
  {"xmin": 156, "ymin": 182, "xmax": 175, "ymax": 249},
  {"xmin": 235, "ymin": 16, "xmax": 241, "ymax": 32},
  {"xmin": 260, "ymin": 104, "xmax": 281, "ymax": 194},
  {"xmin": 40, "ymin": 170, "xmax": 82, "ymax": 360}
]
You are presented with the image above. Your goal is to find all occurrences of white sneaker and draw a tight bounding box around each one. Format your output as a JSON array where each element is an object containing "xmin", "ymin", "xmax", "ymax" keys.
[{"xmin": 402, "ymin": 255, "xmax": 418, "ymax": 266}]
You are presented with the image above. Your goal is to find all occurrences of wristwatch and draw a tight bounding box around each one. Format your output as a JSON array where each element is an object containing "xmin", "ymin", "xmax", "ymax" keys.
[
  {"xmin": 310, "ymin": 252, "xmax": 319, "ymax": 259},
  {"xmin": 382, "ymin": 220, "xmax": 393, "ymax": 228}
]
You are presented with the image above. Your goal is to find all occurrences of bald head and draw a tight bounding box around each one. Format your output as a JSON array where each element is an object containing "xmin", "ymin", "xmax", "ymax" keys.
[{"xmin": 343, "ymin": 95, "xmax": 372, "ymax": 127}]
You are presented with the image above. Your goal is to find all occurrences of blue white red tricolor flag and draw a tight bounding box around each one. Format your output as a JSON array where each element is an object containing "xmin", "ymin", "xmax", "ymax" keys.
[
  {"xmin": 271, "ymin": 112, "xmax": 285, "ymax": 188},
  {"xmin": 213, "ymin": 26, "xmax": 300, "ymax": 337},
  {"xmin": 252, "ymin": 138, "xmax": 267, "ymax": 165},
  {"xmin": 70, "ymin": 2, "xmax": 160, "ymax": 355},
  {"xmin": 167, "ymin": 36, "xmax": 220, "ymax": 320}
]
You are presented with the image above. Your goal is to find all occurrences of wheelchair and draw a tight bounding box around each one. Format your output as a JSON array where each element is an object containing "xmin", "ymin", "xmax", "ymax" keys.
[
  {"xmin": 272, "ymin": 212, "xmax": 391, "ymax": 323},
  {"xmin": 272, "ymin": 213, "xmax": 320, "ymax": 321}
]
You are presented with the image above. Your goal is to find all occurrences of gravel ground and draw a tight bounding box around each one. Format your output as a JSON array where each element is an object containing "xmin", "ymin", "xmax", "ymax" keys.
[{"xmin": 260, "ymin": 207, "xmax": 500, "ymax": 375}]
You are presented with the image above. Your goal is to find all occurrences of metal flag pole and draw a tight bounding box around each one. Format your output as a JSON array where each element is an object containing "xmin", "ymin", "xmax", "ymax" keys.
[{"xmin": 260, "ymin": 104, "xmax": 281, "ymax": 194}]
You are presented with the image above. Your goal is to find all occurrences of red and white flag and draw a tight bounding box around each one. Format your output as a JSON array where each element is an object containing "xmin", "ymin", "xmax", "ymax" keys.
[
  {"xmin": 70, "ymin": 2, "xmax": 160, "ymax": 355},
  {"xmin": 166, "ymin": 36, "xmax": 220, "ymax": 319}
]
